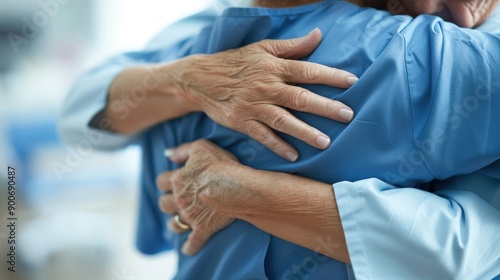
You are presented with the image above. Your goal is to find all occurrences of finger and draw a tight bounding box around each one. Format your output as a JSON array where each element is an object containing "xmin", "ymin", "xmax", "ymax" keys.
[
  {"xmin": 164, "ymin": 145, "xmax": 191, "ymax": 163},
  {"xmin": 273, "ymin": 85, "xmax": 354, "ymax": 123},
  {"xmin": 158, "ymin": 194, "xmax": 177, "ymax": 214},
  {"xmin": 257, "ymin": 28, "xmax": 322, "ymax": 59},
  {"xmin": 168, "ymin": 216, "xmax": 190, "ymax": 234},
  {"xmin": 281, "ymin": 60, "xmax": 358, "ymax": 89},
  {"xmin": 156, "ymin": 171, "xmax": 176, "ymax": 192},
  {"xmin": 242, "ymin": 120, "xmax": 299, "ymax": 162},
  {"xmin": 164, "ymin": 140, "xmax": 214, "ymax": 163},
  {"xmin": 181, "ymin": 229, "xmax": 212, "ymax": 256},
  {"xmin": 257, "ymin": 106, "xmax": 331, "ymax": 150}
]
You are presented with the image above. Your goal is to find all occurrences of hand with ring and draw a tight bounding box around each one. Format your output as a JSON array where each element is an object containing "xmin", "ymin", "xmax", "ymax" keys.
[
  {"xmin": 156, "ymin": 140, "xmax": 238, "ymax": 255},
  {"xmin": 174, "ymin": 213, "xmax": 191, "ymax": 230}
]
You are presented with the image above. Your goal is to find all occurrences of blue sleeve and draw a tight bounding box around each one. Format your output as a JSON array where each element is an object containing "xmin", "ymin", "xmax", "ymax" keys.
[
  {"xmin": 402, "ymin": 16, "xmax": 500, "ymax": 178},
  {"xmin": 58, "ymin": 8, "xmax": 217, "ymax": 150},
  {"xmin": 334, "ymin": 178, "xmax": 500, "ymax": 279}
]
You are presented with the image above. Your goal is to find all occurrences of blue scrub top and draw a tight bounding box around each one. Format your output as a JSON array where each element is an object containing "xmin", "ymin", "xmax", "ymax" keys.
[{"xmin": 137, "ymin": 1, "xmax": 500, "ymax": 279}]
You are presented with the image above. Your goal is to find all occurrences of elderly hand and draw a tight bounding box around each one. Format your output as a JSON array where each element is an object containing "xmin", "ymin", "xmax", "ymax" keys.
[
  {"xmin": 156, "ymin": 140, "xmax": 242, "ymax": 255},
  {"xmin": 169, "ymin": 29, "xmax": 357, "ymax": 162},
  {"xmin": 156, "ymin": 139, "xmax": 350, "ymax": 262}
]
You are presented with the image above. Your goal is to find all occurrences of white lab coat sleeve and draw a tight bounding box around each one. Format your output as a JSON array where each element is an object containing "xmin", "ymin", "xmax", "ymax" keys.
[
  {"xmin": 58, "ymin": 7, "xmax": 218, "ymax": 150},
  {"xmin": 334, "ymin": 178, "xmax": 500, "ymax": 280}
]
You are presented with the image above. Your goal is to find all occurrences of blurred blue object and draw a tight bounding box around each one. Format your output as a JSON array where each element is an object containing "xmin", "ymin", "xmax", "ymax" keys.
[
  {"xmin": 7, "ymin": 113, "xmax": 60, "ymax": 170},
  {"xmin": 6, "ymin": 113, "xmax": 61, "ymax": 203},
  {"xmin": 5, "ymin": 111, "xmax": 140, "ymax": 208}
]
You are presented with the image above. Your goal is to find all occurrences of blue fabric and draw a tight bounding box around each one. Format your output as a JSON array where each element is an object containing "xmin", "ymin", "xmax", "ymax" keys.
[{"xmin": 136, "ymin": 1, "xmax": 500, "ymax": 279}]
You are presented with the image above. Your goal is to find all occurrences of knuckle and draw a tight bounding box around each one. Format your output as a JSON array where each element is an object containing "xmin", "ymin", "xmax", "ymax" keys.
[
  {"xmin": 251, "ymin": 126, "xmax": 271, "ymax": 144},
  {"xmin": 193, "ymin": 139, "xmax": 207, "ymax": 148},
  {"xmin": 292, "ymin": 90, "xmax": 310, "ymax": 110},
  {"xmin": 304, "ymin": 64, "xmax": 320, "ymax": 82},
  {"xmin": 171, "ymin": 172, "xmax": 184, "ymax": 190},
  {"xmin": 183, "ymin": 162, "xmax": 200, "ymax": 179},
  {"xmin": 261, "ymin": 60, "xmax": 280, "ymax": 73},
  {"xmin": 298, "ymin": 126, "xmax": 314, "ymax": 139},
  {"xmin": 330, "ymin": 69, "xmax": 343, "ymax": 82},
  {"xmin": 254, "ymin": 39, "xmax": 272, "ymax": 48},
  {"xmin": 271, "ymin": 111, "xmax": 289, "ymax": 131},
  {"xmin": 277, "ymin": 40, "xmax": 295, "ymax": 52},
  {"xmin": 192, "ymin": 139, "xmax": 212, "ymax": 152},
  {"xmin": 323, "ymin": 99, "xmax": 339, "ymax": 115},
  {"xmin": 156, "ymin": 174, "xmax": 166, "ymax": 189},
  {"xmin": 158, "ymin": 198, "xmax": 167, "ymax": 213},
  {"xmin": 175, "ymin": 197, "xmax": 187, "ymax": 210},
  {"xmin": 264, "ymin": 41, "xmax": 282, "ymax": 56},
  {"xmin": 268, "ymin": 139, "xmax": 283, "ymax": 154},
  {"xmin": 252, "ymin": 82, "xmax": 272, "ymax": 95}
]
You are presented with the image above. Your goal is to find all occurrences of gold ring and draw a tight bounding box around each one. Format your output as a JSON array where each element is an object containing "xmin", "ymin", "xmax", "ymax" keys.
[{"xmin": 174, "ymin": 213, "xmax": 191, "ymax": 230}]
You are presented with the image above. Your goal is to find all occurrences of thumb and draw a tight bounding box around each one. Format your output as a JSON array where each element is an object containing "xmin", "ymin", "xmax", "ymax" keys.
[
  {"xmin": 257, "ymin": 28, "xmax": 322, "ymax": 59},
  {"xmin": 181, "ymin": 229, "xmax": 211, "ymax": 256}
]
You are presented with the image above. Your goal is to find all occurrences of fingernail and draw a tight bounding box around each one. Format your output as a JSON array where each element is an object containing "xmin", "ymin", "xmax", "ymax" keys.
[
  {"xmin": 346, "ymin": 76, "xmax": 359, "ymax": 86},
  {"xmin": 164, "ymin": 149, "xmax": 174, "ymax": 158},
  {"xmin": 316, "ymin": 135, "xmax": 331, "ymax": 149},
  {"xmin": 308, "ymin": 27, "xmax": 319, "ymax": 36},
  {"xmin": 285, "ymin": 151, "xmax": 299, "ymax": 162},
  {"xmin": 339, "ymin": 108, "xmax": 354, "ymax": 122},
  {"xmin": 181, "ymin": 246, "xmax": 190, "ymax": 255}
]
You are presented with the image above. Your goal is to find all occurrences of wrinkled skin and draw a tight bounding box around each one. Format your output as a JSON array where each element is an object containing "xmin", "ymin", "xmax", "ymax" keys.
[
  {"xmin": 157, "ymin": 140, "xmax": 241, "ymax": 255},
  {"xmin": 173, "ymin": 29, "xmax": 356, "ymax": 162}
]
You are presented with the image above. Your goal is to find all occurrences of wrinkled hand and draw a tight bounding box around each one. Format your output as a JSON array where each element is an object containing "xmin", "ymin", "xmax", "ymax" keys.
[
  {"xmin": 157, "ymin": 140, "xmax": 240, "ymax": 255},
  {"xmin": 171, "ymin": 28, "xmax": 357, "ymax": 162}
]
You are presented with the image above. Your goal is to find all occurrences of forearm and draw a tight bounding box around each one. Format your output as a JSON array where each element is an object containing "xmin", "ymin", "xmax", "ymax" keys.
[
  {"xmin": 217, "ymin": 165, "xmax": 350, "ymax": 264},
  {"xmin": 59, "ymin": 55, "xmax": 138, "ymax": 150},
  {"xmin": 102, "ymin": 60, "xmax": 199, "ymax": 134}
]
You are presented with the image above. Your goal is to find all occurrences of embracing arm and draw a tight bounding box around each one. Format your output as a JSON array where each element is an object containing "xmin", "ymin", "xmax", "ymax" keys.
[
  {"xmin": 158, "ymin": 140, "xmax": 349, "ymax": 261},
  {"xmin": 222, "ymin": 170, "xmax": 500, "ymax": 278},
  {"xmin": 98, "ymin": 29, "xmax": 357, "ymax": 161},
  {"xmin": 158, "ymin": 140, "xmax": 500, "ymax": 279},
  {"xmin": 215, "ymin": 164, "xmax": 350, "ymax": 264},
  {"xmin": 99, "ymin": 62, "xmax": 197, "ymax": 135},
  {"xmin": 218, "ymin": 166, "xmax": 500, "ymax": 278},
  {"xmin": 62, "ymin": 28, "xmax": 357, "ymax": 160}
]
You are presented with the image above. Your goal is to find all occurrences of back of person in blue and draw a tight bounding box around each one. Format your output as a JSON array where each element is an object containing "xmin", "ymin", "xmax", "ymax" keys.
[{"xmin": 139, "ymin": 1, "xmax": 500, "ymax": 279}]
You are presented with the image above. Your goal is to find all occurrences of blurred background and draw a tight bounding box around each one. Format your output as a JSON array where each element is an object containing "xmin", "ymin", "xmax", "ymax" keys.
[{"xmin": 0, "ymin": 0, "xmax": 211, "ymax": 279}]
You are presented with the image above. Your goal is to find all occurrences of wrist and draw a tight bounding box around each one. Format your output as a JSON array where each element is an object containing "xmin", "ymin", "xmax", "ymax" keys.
[
  {"xmin": 150, "ymin": 61, "xmax": 199, "ymax": 114},
  {"xmin": 218, "ymin": 164, "xmax": 272, "ymax": 219},
  {"xmin": 201, "ymin": 162, "xmax": 258, "ymax": 218},
  {"xmin": 157, "ymin": 55, "xmax": 208, "ymax": 114}
]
